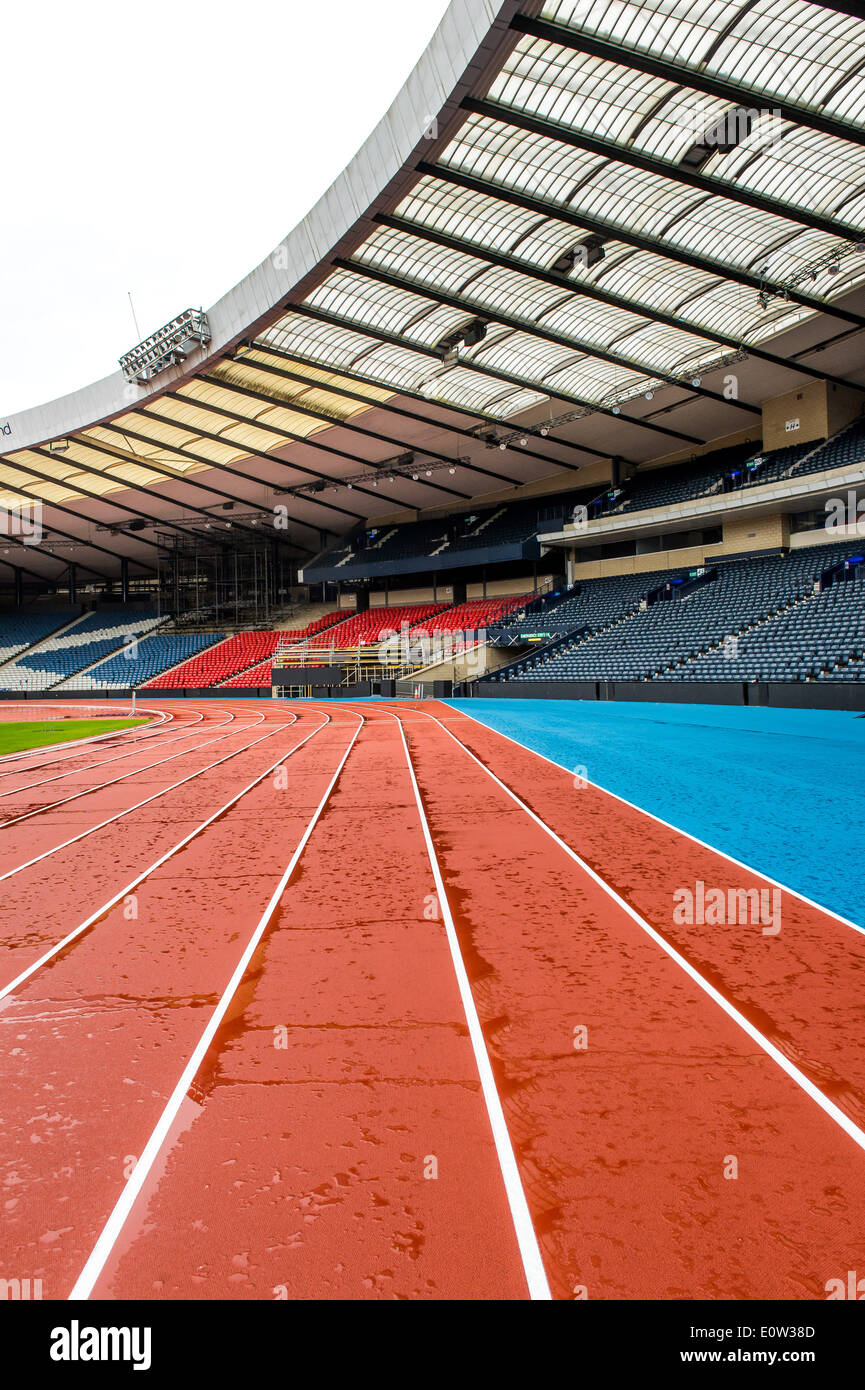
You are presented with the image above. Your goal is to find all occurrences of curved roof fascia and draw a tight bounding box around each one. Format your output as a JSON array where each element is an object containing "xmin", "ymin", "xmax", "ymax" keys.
[{"xmin": 2, "ymin": 0, "xmax": 523, "ymax": 455}]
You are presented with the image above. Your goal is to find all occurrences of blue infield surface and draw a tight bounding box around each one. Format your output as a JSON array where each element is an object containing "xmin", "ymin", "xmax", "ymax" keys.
[{"xmin": 448, "ymin": 698, "xmax": 865, "ymax": 928}]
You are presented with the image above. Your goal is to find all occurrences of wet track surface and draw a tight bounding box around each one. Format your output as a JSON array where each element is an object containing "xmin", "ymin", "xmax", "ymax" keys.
[{"xmin": 0, "ymin": 699, "xmax": 863, "ymax": 1300}]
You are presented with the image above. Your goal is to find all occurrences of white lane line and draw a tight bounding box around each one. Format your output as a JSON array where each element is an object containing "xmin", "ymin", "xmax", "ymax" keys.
[
  {"xmin": 0, "ymin": 703, "xmax": 174, "ymax": 769},
  {"xmin": 0, "ymin": 712, "xmax": 333, "ymax": 1002},
  {"xmin": 0, "ymin": 710, "xmax": 245, "ymax": 804},
  {"xmin": 68, "ymin": 709, "xmax": 363, "ymax": 1301},
  {"xmin": 416, "ymin": 707, "xmax": 865, "ymax": 1159},
  {"xmin": 448, "ymin": 703, "xmax": 865, "ymax": 938},
  {"xmin": 0, "ymin": 713, "xmax": 292, "ymax": 883},
  {"xmin": 0, "ymin": 712, "xmax": 266, "ymax": 828},
  {"xmin": 0, "ymin": 705, "xmax": 203, "ymax": 778},
  {"xmin": 383, "ymin": 706, "xmax": 552, "ymax": 1302}
]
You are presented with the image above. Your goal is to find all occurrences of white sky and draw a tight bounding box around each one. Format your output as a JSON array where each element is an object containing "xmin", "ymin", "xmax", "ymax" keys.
[{"xmin": 0, "ymin": 0, "xmax": 453, "ymax": 417}]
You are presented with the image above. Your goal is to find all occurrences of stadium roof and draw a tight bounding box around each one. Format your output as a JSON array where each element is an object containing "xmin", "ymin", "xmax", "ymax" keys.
[{"xmin": 2, "ymin": 0, "xmax": 865, "ymax": 585}]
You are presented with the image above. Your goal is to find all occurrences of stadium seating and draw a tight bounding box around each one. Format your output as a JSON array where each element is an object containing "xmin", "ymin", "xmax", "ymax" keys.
[
  {"xmin": 144, "ymin": 612, "xmax": 347, "ymax": 688},
  {"xmin": 488, "ymin": 570, "xmax": 684, "ymax": 643},
  {"xmin": 414, "ymin": 595, "xmax": 531, "ymax": 635},
  {"xmin": 220, "ymin": 661, "xmax": 274, "ymax": 689},
  {"xmin": 487, "ymin": 545, "xmax": 865, "ymax": 685},
  {"xmin": 599, "ymin": 420, "xmax": 865, "ymax": 521},
  {"xmin": 279, "ymin": 611, "xmax": 346, "ymax": 643},
  {"xmin": 671, "ymin": 555, "xmax": 865, "ymax": 683},
  {"xmin": 144, "ymin": 632, "xmax": 274, "ymax": 689},
  {"xmin": 790, "ymin": 419, "xmax": 865, "ymax": 481},
  {"xmin": 309, "ymin": 493, "xmax": 590, "ymax": 573},
  {"xmin": 65, "ymin": 632, "xmax": 226, "ymax": 689},
  {"xmin": 305, "ymin": 603, "xmax": 448, "ymax": 648},
  {"xmin": 0, "ymin": 608, "xmax": 163, "ymax": 690},
  {"xmin": 0, "ymin": 609, "xmax": 80, "ymax": 667}
]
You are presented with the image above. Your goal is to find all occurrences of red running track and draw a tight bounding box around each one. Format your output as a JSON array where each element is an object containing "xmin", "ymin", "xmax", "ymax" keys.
[{"xmin": 0, "ymin": 698, "xmax": 863, "ymax": 1301}]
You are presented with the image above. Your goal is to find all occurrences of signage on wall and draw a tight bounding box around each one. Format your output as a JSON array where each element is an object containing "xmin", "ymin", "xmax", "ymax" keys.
[{"xmin": 785, "ymin": 418, "xmax": 800, "ymax": 432}]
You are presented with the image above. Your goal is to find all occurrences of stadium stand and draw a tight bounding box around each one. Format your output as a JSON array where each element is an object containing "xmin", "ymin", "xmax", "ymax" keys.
[
  {"xmin": 592, "ymin": 420, "xmax": 865, "ymax": 523},
  {"xmin": 488, "ymin": 571, "xmax": 684, "ymax": 642},
  {"xmin": 220, "ymin": 660, "xmax": 275, "ymax": 689},
  {"xmin": 144, "ymin": 632, "xmax": 270, "ymax": 689},
  {"xmin": 487, "ymin": 545, "xmax": 864, "ymax": 686},
  {"xmin": 0, "ymin": 609, "xmax": 163, "ymax": 690},
  {"xmin": 305, "ymin": 603, "xmax": 448, "ymax": 648},
  {"xmin": 793, "ymin": 419, "xmax": 865, "ymax": 481},
  {"xmin": 282, "ymin": 611, "xmax": 347, "ymax": 642},
  {"xmin": 64, "ymin": 632, "xmax": 226, "ymax": 690},
  {"xmin": 417, "ymin": 595, "xmax": 531, "ymax": 635},
  {"xmin": 673, "ymin": 554, "xmax": 865, "ymax": 683},
  {"xmin": 143, "ymin": 612, "xmax": 347, "ymax": 688},
  {"xmin": 306, "ymin": 494, "xmax": 589, "ymax": 576},
  {"xmin": 0, "ymin": 609, "xmax": 80, "ymax": 667}
]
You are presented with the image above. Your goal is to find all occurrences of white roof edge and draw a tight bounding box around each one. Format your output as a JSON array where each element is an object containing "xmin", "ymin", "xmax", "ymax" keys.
[{"xmin": 2, "ymin": 0, "xmax": 510, "ymax": 454}]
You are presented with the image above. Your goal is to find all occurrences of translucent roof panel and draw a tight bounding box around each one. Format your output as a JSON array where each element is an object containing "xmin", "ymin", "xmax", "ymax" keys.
[
  {"xmin": 395, "ymin": 172, "xmax": 814, "ymax": 348},
  {"xmin": 259, "ymin": 313, "xmax": 545, "ymax": 418},
  {"xmin": 492, "ymin": 35, "xmax": 865, "ymax": 231},
  {"xmin": 439, "ymin": 113, "xmax": 865, "ymax": 306},
  {"xmin": 539, "ymin": 0, "xmax": 865, "ymax": 130},
  {"xmin": 6, "ymin": 0, "xmax": 862, "ymax": 530}
]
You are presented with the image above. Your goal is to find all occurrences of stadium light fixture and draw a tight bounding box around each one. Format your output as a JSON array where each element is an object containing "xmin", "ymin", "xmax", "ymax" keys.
[
  {"xmin": 120, "ymin": 308, "xmax": 211, "ymax": 384},
  {"xmin": 434, "ymin": 317, "xmax": 488, "ymax": 365}
]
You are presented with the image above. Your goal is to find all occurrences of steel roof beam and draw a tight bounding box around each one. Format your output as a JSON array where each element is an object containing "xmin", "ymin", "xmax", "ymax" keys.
[
  {"xmin": 77, "ymin": 429, "xmax": 292, "ymax": 528},
  {"xmin": 336, "ymin": 256, "xmax": 761, "ymax": 415},
  {"xmin": 463, "ymin": 96, "xmax": 863, "ymax": 245},
  {"xmin": 374, "ymin": 211, "xmax": 865, "ymax": 393},
  {"xmin": 163, "ymin": 379, "xmax": 420, "ymax": 514},
  {"xmin": 0, "ymin": 552, "xmax": 61, "ymax": 584},
  {"xmin": 0, "ymin": 464, "xmax": 162, "ymax": 564},
  {"xmin": 290, "ymin": 303, "xmax": 705, "ymax": 444},
  {"xmin": 510, "ymin": 13, "xmax": 865, "ymax": 151},
  {"xmin": 137, "ymin": 398, "xmax": 367, "ymax": 524},
  {"xmin": 418, "ymin": 161, "xmax": 865, "ymax": 329},
  {"xmin": 69, "ymin": 433, "xmax": 275, "ymax": 544},
  {"xmin": 233, "ymin": 342, "xmax": 597, "ymax": 470},
  {"xmin": 224, "ymin": 351, "xmax": 525, "ymax": 483},
  {"xmin": 201, "ymin": 369, "xmax": 472, "ymax": 503},
  {"xmin": 25, "ymin": 448, "xmax": 210, "ymax": 545},
  {"xmin": 243, "ymin": 337, "xmax": 638, "ymax": 464}
]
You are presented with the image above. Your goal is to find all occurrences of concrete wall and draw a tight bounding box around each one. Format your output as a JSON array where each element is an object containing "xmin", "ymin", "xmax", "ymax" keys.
[
  {"xmin": 762, "ymin": 381, "xmax": 861, "ymax": 452},
  {"xmin": 571, "ymin": 546, "xmax": 710, "ymax": 581},
  {"xmin": 468, "ymin": 680, "xmax": 865, "ymax": 711},
  {"xmin": 568, "ymin": 512, "xmax": 795, "ymax": 583},
  {"xmin": 710, "ymin": 511, "xmax": 790, "ymax": 555},
  {"xmin": 365, "ymin": 576, "xmax": 552, "ymax": 605}
]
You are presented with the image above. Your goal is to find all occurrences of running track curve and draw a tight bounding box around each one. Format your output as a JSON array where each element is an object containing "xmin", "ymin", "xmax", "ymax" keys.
[{"xmin": 0, "ymin": 698, "xmax": 863, "ymax": 1301}]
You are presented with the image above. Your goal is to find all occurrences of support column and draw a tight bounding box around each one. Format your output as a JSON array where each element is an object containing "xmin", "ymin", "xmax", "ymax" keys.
[
  {"xmin": 68, "ymin": 563, "xmax": 77, "ymax": 606},
  {"xmin": 14, "ymin": 567, "xmax": 23, "ymax": 608},
  {"xmin": 121, "ymin": 557, "xmax": 130, "ymax": 604}
]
